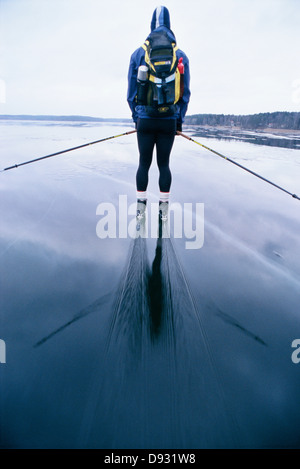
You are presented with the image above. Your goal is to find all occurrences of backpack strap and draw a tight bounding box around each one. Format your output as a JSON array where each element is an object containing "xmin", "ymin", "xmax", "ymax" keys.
[
  {"xmin": 171, "ymin": 45, "xmax": 179, "ymax": 71},
  {"xmin": 142, "ymin": 41, "xmax": 155, "ymax": 73}
]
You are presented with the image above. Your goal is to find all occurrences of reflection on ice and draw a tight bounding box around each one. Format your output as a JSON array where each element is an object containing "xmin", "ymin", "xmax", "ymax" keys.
[
  {"xmin": 93, "ymin": 218, "xmax": 240, "ymax": 449},
  {"xmin": 215, "ymin": 308, "xmax": 267, "ymax": 347},
  {"xmin": 34, "ymin": 292, "xmax": 112, "ymax": 348},
  {"xmin": 1, "ymin": 121, "xmax": 300, "ymax": 449}
]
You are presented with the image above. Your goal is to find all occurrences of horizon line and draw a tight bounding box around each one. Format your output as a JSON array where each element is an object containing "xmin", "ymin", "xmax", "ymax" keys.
[{"xmin": 0, "ymin": 111, "xmax": 299, "ymax": 121}]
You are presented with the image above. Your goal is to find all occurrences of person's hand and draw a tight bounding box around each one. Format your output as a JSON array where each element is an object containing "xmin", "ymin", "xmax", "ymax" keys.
[{"xmin": 176, "ymin": 121, "xmax": 182, "ymax": 132}]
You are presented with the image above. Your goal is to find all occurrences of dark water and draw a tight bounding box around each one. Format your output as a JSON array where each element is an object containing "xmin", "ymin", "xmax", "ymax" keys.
[
  {"xmin": 188, "ymin": 125, "xmax": 300, "ymax": 150},
  {"xmin": 0, "ymin": 121, "xmax": 300, "ymax": 448}
]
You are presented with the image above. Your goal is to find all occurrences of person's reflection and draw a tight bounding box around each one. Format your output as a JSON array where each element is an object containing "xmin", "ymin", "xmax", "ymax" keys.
[{"xmin": 148, "ymin": 218, "xmax": 166, "ymax": 339}]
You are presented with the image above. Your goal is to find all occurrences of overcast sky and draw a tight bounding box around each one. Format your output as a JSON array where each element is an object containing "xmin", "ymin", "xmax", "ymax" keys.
[{"xmin": 0, "ymin": 0, "xmax": 299, "ymax": 118}]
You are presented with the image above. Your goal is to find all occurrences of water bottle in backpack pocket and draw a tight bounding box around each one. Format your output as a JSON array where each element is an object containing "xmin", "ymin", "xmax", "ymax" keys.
[{"xmin": 136, "ymin": 65, "xmax": 149, "ymax": 105}]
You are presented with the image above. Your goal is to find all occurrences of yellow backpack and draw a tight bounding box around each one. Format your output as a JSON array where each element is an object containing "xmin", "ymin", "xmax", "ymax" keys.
[{"xmin": 138, "ymin": 30, "xmax": 181, "ymax": 116}]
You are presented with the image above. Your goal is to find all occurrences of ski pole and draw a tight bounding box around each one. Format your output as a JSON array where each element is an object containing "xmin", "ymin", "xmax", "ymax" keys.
[
  {"xmin": 0, "ymin": 129, "xmax": 137, "ymax": 173},
  {"xmin": 177, "ymin": 131, "xmax": 300, "ymax": 201}
]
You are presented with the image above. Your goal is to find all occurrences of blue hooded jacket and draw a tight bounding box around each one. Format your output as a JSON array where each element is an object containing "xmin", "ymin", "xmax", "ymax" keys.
[{"xmin": 127, "ymin": 6, "xmax": 191, "ymax": 124}]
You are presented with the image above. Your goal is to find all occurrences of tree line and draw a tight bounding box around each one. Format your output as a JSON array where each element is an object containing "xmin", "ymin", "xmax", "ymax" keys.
[
  {"xmin": 184, "ymin": 112, "xmax": 300, "ymax": 130},
  {"xmin": 1, "ymin": 112, "xmax": 300, "ymax": 130}
]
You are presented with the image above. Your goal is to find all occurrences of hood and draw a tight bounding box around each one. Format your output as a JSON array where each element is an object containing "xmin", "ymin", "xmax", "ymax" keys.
[
  {"xmin": 149, "ymin": 6, "xmax": 176, "ymax": 43},
  {"xmin": 151, "ymin": 6, "xmax": 171, "ymax": 31}
]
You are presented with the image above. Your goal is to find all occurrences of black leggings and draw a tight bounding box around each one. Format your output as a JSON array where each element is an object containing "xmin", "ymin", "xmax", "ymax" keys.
[{"xmin": 136, "ymin": 118, "xmax": 176, "ymax": 193}]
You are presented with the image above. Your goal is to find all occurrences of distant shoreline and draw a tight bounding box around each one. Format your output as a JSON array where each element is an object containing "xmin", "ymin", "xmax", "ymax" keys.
[
  {"xmin": 0, "ymin": 113, "xmax": 299, "ymax": 134},
  {"xmin": 0, "ymin": 114, "xmax": 132, "ymax": 123},
  {"xmin": 185, "ymin": 111, "xmax": 300, "ymax": 132}
]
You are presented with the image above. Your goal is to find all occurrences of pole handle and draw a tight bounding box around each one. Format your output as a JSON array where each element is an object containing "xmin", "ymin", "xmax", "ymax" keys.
[{"xmin": 177, "ymin": 130, "xmax": 190, "ymax": 140}]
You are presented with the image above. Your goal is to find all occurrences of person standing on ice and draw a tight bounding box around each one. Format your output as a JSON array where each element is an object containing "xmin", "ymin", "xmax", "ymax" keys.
[{"xmin": 127, "ymin": 5, "xmax": 191, "ymax": 221}]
